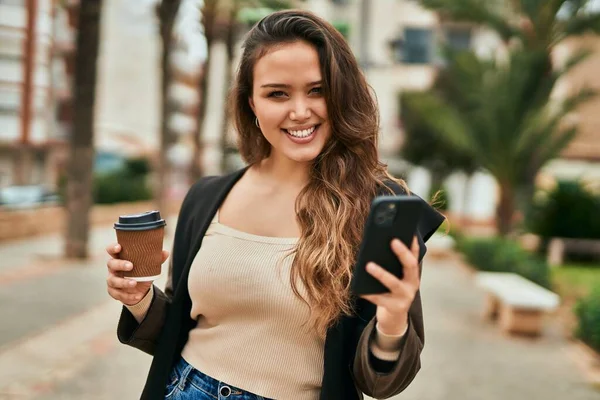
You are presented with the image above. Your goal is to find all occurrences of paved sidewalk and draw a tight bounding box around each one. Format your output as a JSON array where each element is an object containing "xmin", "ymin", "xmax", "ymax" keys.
[
  {"xmin": 398, "ymin": 258, "xmax": 600, "ymax": 400},
  {"xmin": 0, "ymin": 219, "xmax": 175, "ymax": 399},
  {"xmin": 0, "ymin": 228, "xmax": 599, "ymax": 399},
  {"xmin": 0, "ymin": 218, "xmax": 177, "ymax": 352}
]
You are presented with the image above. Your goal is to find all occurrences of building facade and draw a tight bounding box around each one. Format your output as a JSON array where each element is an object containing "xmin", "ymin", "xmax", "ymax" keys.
[
  {"xmin": 543, "ymin": 34, "xmax": 600, "ymax": 186},
  {"xmin": 0, "ymin": 0, "xmax": 66, "ymax": 189}
]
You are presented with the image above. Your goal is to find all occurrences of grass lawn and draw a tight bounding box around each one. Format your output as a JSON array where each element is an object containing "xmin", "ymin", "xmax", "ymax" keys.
[
  {"xmin": 551, "ymin": 263, "xmax": 600, "ymax": 339},
  {"xmin": 552, "ymin": 263, "xmax": 600, "ymax": 301}
]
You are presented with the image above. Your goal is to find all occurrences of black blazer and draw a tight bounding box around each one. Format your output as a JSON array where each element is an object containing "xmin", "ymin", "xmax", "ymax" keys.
[{"xmin": 117, "ymin": 167, "xmax": 445, "ymax": 399}]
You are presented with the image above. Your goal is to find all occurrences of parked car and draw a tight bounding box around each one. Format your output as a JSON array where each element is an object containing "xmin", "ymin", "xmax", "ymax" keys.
[{"xmin": 0, "ymin": 185, "xmax": 61, "ymax": 209}]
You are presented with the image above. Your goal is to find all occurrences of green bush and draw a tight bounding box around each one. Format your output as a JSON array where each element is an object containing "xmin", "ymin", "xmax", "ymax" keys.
[
  {"xmin": 459, "ymin": 237, "xmax": 502, "ymax": 267},
  {"xmin": 527, "ymin": 180, "xmax": 600, "ymax": 240},
  {"xmin": 575, "ymin": 285, "xmax": 600, "ymax": 353},
  {"xmin": 93, "ymin": 172, "xmax": 152, "ymax": 204},
  {"xmin": 124, "ymin": 157, "xmax": 151, "ymax": 176},
  {"xmin": 460, "ymin": 237, "xmax": 552, "ymax": 289},
  {"xmin": 93, "ymin": 157, "xmax": 152, "ymax": 204}
]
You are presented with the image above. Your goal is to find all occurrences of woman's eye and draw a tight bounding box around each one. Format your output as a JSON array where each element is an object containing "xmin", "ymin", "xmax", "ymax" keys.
[
  {"xmin": 310, "ymin": 87, "xmax": 322, "ymax": 95},
  {"xmin": 268, "ymin": 91, "xmax": 286, "ymax": 98}
]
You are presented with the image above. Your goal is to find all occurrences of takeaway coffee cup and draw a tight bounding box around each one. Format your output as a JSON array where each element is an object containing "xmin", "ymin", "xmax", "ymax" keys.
[{"xmin": 114, "ymin": 210, "xmax": 166, "ymax": 281}]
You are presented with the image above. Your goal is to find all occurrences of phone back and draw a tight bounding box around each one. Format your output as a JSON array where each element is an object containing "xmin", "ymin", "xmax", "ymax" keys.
[{"xmin": 352, "ymin": 195, "xmax": 423, "ymax": 295}]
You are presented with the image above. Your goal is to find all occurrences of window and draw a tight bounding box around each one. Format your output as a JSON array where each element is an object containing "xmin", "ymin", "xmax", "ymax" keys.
[{"xmin": 400, "ymin": 28, "xmax": 433, "ymax": 64}]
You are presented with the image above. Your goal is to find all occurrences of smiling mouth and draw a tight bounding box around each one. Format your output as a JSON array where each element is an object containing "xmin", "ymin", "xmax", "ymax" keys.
[{"xmin": 282, "ymin": 124, "xmax": 321, "ymax": 138}]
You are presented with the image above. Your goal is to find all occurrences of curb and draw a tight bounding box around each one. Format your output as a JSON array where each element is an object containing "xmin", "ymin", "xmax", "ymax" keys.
[{"xmin": 568, "ymin": 340, "xmax": 600, "ymax": 389}]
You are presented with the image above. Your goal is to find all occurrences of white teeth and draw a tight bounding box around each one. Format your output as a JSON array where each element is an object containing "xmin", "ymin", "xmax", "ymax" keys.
[{"xmin": 287, "ymin": 126, "xmax": 316, "ymax": 138}]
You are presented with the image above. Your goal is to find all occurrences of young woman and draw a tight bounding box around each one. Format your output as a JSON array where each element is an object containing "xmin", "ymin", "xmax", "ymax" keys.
[{"xmin": 106, "ymin": 9, "xmax": 444, "ymax": 400}]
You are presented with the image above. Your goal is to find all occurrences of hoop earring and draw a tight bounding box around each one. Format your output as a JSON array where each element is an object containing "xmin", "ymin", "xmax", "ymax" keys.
[{"xmin": 255, "ymin": 117, "xmax": 260, "ymax": 128}]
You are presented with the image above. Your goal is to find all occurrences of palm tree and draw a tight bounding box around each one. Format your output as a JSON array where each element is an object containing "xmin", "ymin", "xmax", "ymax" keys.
[
  {"xmin": 219, "ymin": 0, "xmax": 239, "ymax": 173},
  {"xmin": 410, "ymin": 48, "xmax": 594, "ymax": 235},
  {"xmin": 412, "ymin": 0, "xmax": 600, "ymax": 235},
  {"xmin": 156, "ymin": 0, "xmax": 182, "ymax": 215},
  {"xmin": 190, "ymin": 0, "xmax": 218, "ymax": 181},
  {"xmin": 400, "ymin": 90, "xmax": 479, "ymax": 201},
  {"xmin": 64, "ymin": 0, "xmax": 103, "ymax": 259},
  {"xmin": 421, "ymin": 0, "xmax": 600, "ymax": 51}
]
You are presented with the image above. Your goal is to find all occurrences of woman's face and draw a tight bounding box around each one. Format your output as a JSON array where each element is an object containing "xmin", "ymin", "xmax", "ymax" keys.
[{"xmin": 250, "ymin": 41, "xmax": 331, "ymax": 164}]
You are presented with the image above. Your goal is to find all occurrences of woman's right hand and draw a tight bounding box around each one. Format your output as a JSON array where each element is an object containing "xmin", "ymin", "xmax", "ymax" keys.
[{"xmin": 106, "ymin": 243, "xmax": 169, "ymax": 306}]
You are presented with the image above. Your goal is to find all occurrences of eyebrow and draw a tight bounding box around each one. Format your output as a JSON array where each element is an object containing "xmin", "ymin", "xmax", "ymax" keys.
[{"xmin": 260, "ymin": 80, "xmax": 322, "ymax": 89}]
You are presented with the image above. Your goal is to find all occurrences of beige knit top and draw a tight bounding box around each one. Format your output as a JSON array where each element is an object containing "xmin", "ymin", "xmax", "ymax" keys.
[{"xmin": 127, "ymin": 212, "xmax": 405, "ymax": 399}]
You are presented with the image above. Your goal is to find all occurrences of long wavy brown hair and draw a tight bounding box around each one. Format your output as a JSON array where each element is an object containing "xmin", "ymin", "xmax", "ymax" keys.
[{"xmin": 230, "ymin": 9, "xmax": 407, "ymax": 336}]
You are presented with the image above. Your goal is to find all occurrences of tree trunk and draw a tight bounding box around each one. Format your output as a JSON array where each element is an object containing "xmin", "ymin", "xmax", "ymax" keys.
[
  {"xmin": 496, "ymin": 183, "xmax": 515, "ymax": 237},
  {"xmin": 156, "ymin": 0, "xmax": 182, "ymax": 214},
  {"xmin": 220, "ymin": 5, "xmax": 237, "ymax": 173},
  {"xmin": 195, "ymin": 1, "xmax": 229, "ymax": 177},
  {"xmin": 64, "ymin": 0, "xmax": 103, "ymax": 259},
  {"xmin": 190, "ymin": 0, "xmax": 218, "ymax": 182},
  {"xmin": 190, "ymin": 64, "xmax": 209, "ymax": 182}
]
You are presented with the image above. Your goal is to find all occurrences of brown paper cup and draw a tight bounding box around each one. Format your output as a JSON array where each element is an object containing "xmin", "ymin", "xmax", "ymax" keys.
[{"xmin": 116, "ymin": 226, "xmax": 165, "ymax": 281}]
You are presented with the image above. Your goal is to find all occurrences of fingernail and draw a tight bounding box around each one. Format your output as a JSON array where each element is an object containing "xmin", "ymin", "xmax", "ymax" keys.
[
  {"xmin": 126, "ymin": 263, "xmax": 133, "ymax": 269},
  {"xmin": 128, "ymin": 280, "xmax": 136, "ymax": 286},
  {"xmin": 114, "ymin": 245, "xmax": 120, "ymax": 251},
  {"xmin": 366, "ymin": 262, "xmax": 375, "ymax": 272}
]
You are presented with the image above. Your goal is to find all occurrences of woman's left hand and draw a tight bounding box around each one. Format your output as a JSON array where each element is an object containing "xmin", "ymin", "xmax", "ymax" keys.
[{"xmin": 360, "ymin": 236, "xmax": 420, "ymax": 336}]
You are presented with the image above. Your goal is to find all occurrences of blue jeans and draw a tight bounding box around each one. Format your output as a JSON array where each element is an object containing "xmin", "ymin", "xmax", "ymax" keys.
[{"xmin": 165, "ymin": 357, "xmax": 273, "ymax": 400}]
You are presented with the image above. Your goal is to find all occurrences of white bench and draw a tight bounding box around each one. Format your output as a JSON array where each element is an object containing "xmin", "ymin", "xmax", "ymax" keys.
[{"xmin": 475, "ymin": 272, "xmax": 560, "ymax": 336}]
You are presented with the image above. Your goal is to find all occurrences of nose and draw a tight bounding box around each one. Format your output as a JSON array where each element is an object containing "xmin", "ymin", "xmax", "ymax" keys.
[{"xmin": 289, "ymin": 97, "xmax": 311, "ymax": 121}]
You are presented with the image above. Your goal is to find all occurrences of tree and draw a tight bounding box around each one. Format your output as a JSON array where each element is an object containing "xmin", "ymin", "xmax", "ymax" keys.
[
  {"xmin": 400, "ymin": 90, "xmax": 479, "ymax": 200},
  {"xmin": 420, "ymin": 0, "xmax": 600, "ymax": 51},
  {"xmin": 409, "ymin": 48, "xmax": 594, "ymax": 235},
  {"xmin": 189, "ymin": 0, "xmax": 220, "ymax": 181},
  {"xmin": 156, "ymin": 0, "xmax": 183, "ymax": 215},
  {"xmin": 413, "ymin": 0, "xmax": 600, "ymax": 235},
  {"xmin": 64, "ymin": 0, "xmax": 103, "ymax": 259},
  {"xmin": 219, "ymin": 0, "xmax": 238, "ymax": 173}
]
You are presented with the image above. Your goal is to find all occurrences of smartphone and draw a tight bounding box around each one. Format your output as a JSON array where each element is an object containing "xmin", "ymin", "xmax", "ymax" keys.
[{"xmin": 351, "ymin": 195, "xmax": 423, "ymax": 295}]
